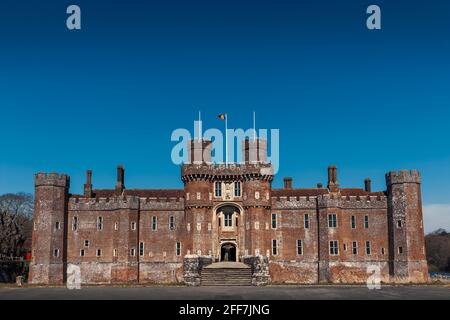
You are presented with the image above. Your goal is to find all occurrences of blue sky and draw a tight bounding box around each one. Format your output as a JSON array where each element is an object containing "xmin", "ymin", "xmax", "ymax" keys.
[{"xmin": 0, "ymin": 1, "xmax": 449, "ymax": 230}]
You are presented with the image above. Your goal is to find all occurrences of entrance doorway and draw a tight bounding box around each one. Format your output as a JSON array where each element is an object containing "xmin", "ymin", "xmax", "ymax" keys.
[{"xmin": 220, "ymin": 243, "xmax": 237, "ymax": 262}]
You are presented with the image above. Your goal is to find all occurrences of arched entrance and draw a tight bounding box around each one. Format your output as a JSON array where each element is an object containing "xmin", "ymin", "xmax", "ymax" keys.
[{"xmin": 220, "ymin": 243, "xmax": 237, "ymax": 262}]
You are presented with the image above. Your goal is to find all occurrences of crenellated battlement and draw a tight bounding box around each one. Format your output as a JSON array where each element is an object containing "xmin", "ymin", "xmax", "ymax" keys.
[
  {"xmin": 35, "ymin": 172, "xmax": 70, "ymax": 188},
  {"xmin": 386, "ymin": 170, "xmax": 421, "ymax": 186},
  {"xmin": 69, "ymin": 195, "xmax": 140, "ymax": 211},
  {"xmin": 317, "ymin": 193, "xmax": 387, "ymax": 209},
  {"xmin": 181, "ymin": 163, "xmax": 274, "ymax": 182},
  {"xmin": 140, "ymin": 197, "xmax": 184, "ymax": 210},
  {"xmin": 272, "ymin": 196, "xmax": 318, "ymax": 210}
]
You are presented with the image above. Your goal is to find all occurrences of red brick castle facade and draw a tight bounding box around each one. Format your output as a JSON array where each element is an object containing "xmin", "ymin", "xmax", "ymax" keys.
[{"xmin": 30, "ymin": 139, "xmax": 428, "ymax": 285}]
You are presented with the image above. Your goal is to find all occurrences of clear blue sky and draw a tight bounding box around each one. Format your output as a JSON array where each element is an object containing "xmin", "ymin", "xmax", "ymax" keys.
[{"xmin": 0, "ymin": 0, "xmax": 449, "ymax": 209}]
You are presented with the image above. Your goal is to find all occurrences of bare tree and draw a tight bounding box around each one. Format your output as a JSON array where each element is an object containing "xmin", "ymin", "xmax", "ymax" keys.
[{"xmin": 0, "ymin": 193, "xmax": 33, "ymax": 259}]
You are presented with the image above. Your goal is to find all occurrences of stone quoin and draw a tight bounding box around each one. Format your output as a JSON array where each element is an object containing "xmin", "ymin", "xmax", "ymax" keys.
[{"xmin": 29, "ymin": 138, "xmax": 428, "ymax": 285}]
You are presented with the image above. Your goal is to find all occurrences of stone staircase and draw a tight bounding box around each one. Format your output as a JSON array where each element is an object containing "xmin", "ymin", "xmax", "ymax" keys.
[{"xmin": 200, "ymin": 262, "xmax": 253, "ymax": 286}]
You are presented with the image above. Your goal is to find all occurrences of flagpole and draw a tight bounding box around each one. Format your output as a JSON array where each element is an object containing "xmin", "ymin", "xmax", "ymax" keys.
[
  {"xmin": 225, "ymin": 113, "xmax": 228, "ymax": 165},
  {"xmin": 198, "ymin": 110, "xmax": 202, "ymax": 141},
  {"xmin": 253, "ymin": 111, "xmax": 256, "ymax": 142}
]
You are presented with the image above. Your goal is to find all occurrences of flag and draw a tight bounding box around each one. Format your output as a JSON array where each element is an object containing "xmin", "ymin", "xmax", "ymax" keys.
[{"xmin": 218, "ymin": 114, "xmax": 226, "ymax": 120}]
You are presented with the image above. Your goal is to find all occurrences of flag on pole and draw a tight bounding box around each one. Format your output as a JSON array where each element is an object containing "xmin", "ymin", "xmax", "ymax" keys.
[
  {"xmin": 217, "ymin": 113, "xmax": 228, "ymax": 164},
  {"xmin": 218, "ymin": 114, "xmax": 226, "ymax": 120}
]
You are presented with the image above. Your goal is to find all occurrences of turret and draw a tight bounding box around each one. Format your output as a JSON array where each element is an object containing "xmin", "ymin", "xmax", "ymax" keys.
[
  {"xmin": 386, "ymin": 170, "xmax": 428, "ymax": 282},
  {"xmin": 30, "ymin": 173, "xmax": 70, "ymax": 284}
]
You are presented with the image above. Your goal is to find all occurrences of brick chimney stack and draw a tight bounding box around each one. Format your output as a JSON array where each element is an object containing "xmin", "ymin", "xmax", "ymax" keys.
[
  {"xmin": 84, "ymin": 170, "xmax": 93, "ymax": 198},
  {"xmin": 327, "ymin": 165, "xmax": 339, "ymax": 192},
  {"xmin": 283, "ymin": 177, "xmax": 293, "ymax": 189},
  {"xmin": 115, "ymin": 165, "xmax": 125, "ymax": 195},
  {"xmin": 364, "ymin": 178, "xmax": 372, "ymax": 192}
]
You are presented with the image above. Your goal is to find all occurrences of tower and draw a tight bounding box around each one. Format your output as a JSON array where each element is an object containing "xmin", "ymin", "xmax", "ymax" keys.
[
  {"xmin": 30, "ymin": 173, "xmax": 70, "ymax": 284},
  {"xmin": 386, "ymin": 170, "xmax": 428, "ymax": 282}
]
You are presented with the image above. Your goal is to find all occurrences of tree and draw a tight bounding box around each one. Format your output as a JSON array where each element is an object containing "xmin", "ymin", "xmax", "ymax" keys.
[
  {"xmin": 425, "ymin": 229, "xmax": 450, "ymax": 272},
  {"xmin": 0, "ymin": 193, "xmax": 33, "ymax": 258}
]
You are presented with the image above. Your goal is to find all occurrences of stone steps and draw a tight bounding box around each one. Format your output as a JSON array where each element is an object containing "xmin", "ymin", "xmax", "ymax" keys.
[{"xmin": 200, "ymin": 268, "xmax": 253, "ymax": 286}]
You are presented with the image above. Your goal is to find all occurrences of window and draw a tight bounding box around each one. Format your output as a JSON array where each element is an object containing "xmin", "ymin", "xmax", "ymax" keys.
[
  {"xmin": 351, "ymin": 216, "xmax": 356, "ymax": 229},
  {"xmin": 53, "ymin": 249, "xmax": 59, "ymax": 257},
  {"xmin": 215, "ymin": 182, "xmax": 222, "ymax": 197},
  {"xmin": 84, "ymin": 240, "xmax": 89, "ymax": 247},
  {"xmin": 55, "ymin": 221, "xmax": 60, "ymax": 230},
  {"xmin": 130, "ymin": 248, "xmax": 136, "ymax": 256},
  {"xmin": 329, "ymin": 240, "xmax": 339, "ymax": 255},
  {"xmin": 381, "ymin": 247, "xmax": 385, "ymax": 255},
  {"xmin": 271, "ymin": 213, "xmax": 277, "ymax": 229},
  {"xmin": 352, "ymin": 241, "xmax": 358, "ymax": 255},
  {"xmin": 97, "ymin": 216, "xmax": 103, "ymax": 231},
  {"xmin": 297, "ymin": 240, "xmax": 303, "ymax": 255},
  {"xmin": 218, "ymin": 218, "xmax": 221, "ymax": 227},
  {"xmin": 398, "ymin": 246, "xmax": 403, "ymax": 254},
  {"xmin": 114, "ymin": 222, "xmax": 119, "ymax": 231},
  {"xmin": 272, "ymin": 240, "xmax": 277, "ymax": 256},
  {"xmin": 169, "ymin": 216, "xmax": 175, "ymax": 230},
  {"xmin": 80, "ymin": 249, "xmax": 85, "ymax": 257},
  {"xmin": 72, "ymin": 216, "xmax": 78, "ymax": 231},
  {"xmin": 139, "ymin": 242, "xmax": 144, "ymax": 256},
  {"xmin": 224, "ymin": 212, "xmax": 232, "ymax": 227},
  {"xmin": 113, "ymin": 248, "xmax": 118, "ymax": 257},
  {"xmin": 304, "ymin": 214, "xmax": 310, "ymax": 229},
  {"xmin": 397, "ymin": 220, "xmax": 402, "ymax": 228},
  {"xmin": 131, "ymin": 221, "xmax": 136, "ymax": 231},
  {"xmin": 366, "ymin": 241, "xmax": 371, "ymax": 255},
  {"xmin": 328, "ymin": 214, "xmax": 337, "ymax": 228},
  {"xmin": 96, "ymin": 249, "xmax": 102, "ymax": 257},
  {"xmin": 234, "ymin": 182, "xmax": 241, "ymax": 197},
  {"xmin": 364, "ymin": 216, "xmax": 369, "ymax": 229},
  {"xmin": 152, "ymin": 216, "xmax": 157, "ymax": 231},
  {"xmin": 176, "ymin": 242, "xmax": 181, "ymax": 256},
  {"xmin": 235, "ymin": 217, "xmax": 238, "ymax": 227},
  {"xmin": 343, "ymin": 243, "xmax": 347, "ymax": 251}
]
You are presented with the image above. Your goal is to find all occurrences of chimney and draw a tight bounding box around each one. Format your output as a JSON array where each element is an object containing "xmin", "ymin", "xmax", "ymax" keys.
[
  {"xmin": 364, "ymin": 178, "xmax": 372, "ymax": 192},
  {"xmin": 327, "ymin": 165, "xmax": 339, "ymax": 192},
  {"xmin": 317, "ymin": 182, "xmax": 323, "ymax": 188},
  {"xmin": 115, "ymin": 165, "xmax": 125, "ymax": 195},
  {"xmin": 283, "ymin": 177, "xmax": 293, "ymax": 189},
  {"xmin": 84, "ymin": 170, "xmax": 93, "ymax": 198}
]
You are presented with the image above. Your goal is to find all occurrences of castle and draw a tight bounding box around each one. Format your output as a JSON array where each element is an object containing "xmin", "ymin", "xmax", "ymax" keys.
[{"xmin": 30, "ymin": 139, "xmax": 429, "ymax": 285}]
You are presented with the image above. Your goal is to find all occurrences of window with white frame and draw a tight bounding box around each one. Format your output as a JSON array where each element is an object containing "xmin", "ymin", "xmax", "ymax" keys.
[
  {"xmin": 84, "ymin": 240, "xmax": 89, "ymax": 247},
  {"xmin": 131, "ymin": 221, "xmax": 136, "ymax": 231},
  {"xmin": 352, "ymin": 241, "xmax": 358, "ymax": 255},
  {"xmin": 224, "ymin": 212, "xmax": 232, "ymax": 227},
  {"xmin": 176, "ymin": 242, "xmax": 181, "ymax": 256},
  {"xmin": 328, "ymin": 214, "xmax": 337, "ymax": 228},
  {"xmin": 304, "ymin": 214, "xmax": 310, "ymax": 229},
  {"xmin": 272, "ymin": 239, "xmax": 278, "ymax": 256},
  {"xmin": 169, "ymin": 216, "xmax": 175, "ymax": 230},
  {"xmin": 351, "ymin": 215, "xmax": 356, "ymax": 229},
  {"xmin": 329, "ymin": 240, "xmax": 339, "ymax": 255},
  {"xmin": 234, "ymin": 181, "xmax": 241, "ymax": 197},
  {"xmin": 55, "ymin": 221, "xmax": 60, "ymax": 230},
  {"xmin": 139, "ymin": 242, "xmax": 144, "ymax": 256},
  {"xmin": 113, "ymin": 248, "xmax": 118, "ymax": 257},
  {"xmin": 215, "ymin": 182, "xmax": 222, "ymax": 197},
  {"xmin": 152, "ymin": 216, "xmax": 157, "ymax": 231},
  {"xmin": 114, "ymin": 222, "xmax": 119, "ymax": 231},
  {"xmin": 366, "ymin": 241, "xmax": 371, "ymax": 255},
  {"xmin": 80, "ymin": 249, "xmax": 85, "ymax": 257},
  {"xmin": 271, "ymin": 213, "xmax": 277, "ymax": 229},
  {"xmin": 297, "ymin": 240, "xmax": 303, "ymax": 255},
  {"xmin": 97, "ymin": 216, "xmax": 103, "ymax": 230},
  {"xmin": 130, "ymin": 248, "xmax": 136, "ymax": 256},
  {"xmin": 96, "ymin": 249, "xmax": 102, "ymax": 257},
  {"xmin": 364, "ymin": 215, "xmax": 369, "ymax": 229},
  {"xmin": 53, "ymin": 248, "xmax": 59, "ymax": 257},
  {"xmin": 72, "ymin": 216, "xmax": 78, "ymax": 231}
]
